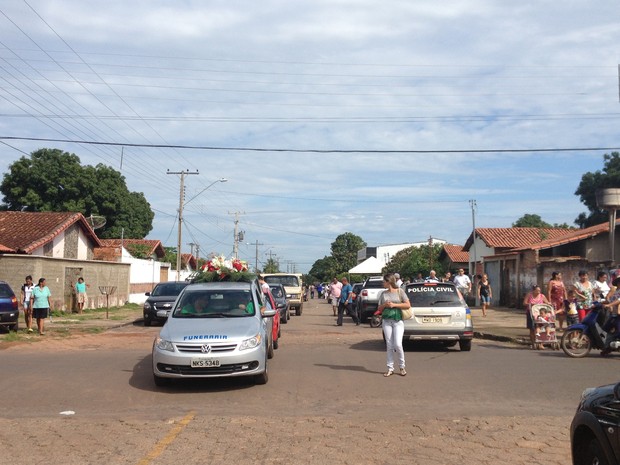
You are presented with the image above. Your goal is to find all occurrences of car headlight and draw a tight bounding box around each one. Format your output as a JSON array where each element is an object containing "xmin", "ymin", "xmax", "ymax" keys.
[
  {"xmin": 144, "ymin": 302, "xmax": 151, "ymax": 310},
  {"xmin": 239, "ymin": 333, "xmax": 262, "ymax": 351},
  {"xmin": 154, "ymin": 336, "xmax": 174, "ymax": 352}
]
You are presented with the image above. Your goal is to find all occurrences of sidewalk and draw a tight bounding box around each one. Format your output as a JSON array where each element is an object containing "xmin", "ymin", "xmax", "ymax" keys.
[{"xmin": 470, "ymin": 305, "xmax": 531, "ymax": 346}]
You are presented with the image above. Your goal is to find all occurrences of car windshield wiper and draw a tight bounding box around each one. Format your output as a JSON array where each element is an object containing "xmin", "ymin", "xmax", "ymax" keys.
[{"xmin": 429, "ymin": 300, "xmax": 455, "ymax": 305}]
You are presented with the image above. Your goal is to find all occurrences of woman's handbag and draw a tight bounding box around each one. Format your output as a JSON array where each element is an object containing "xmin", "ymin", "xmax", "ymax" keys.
[{"xmin": 401, "ymin": 307, "xmax": 413, "ymax": 320}]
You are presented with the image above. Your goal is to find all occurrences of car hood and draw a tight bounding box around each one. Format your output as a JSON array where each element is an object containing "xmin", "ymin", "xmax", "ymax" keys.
[
  {"xmin": 147, "ymin": 296, "xmax": 180, "ymax": 303},
  {"xmin": 160, "ymin": 316, "xmax": 262, "ymax": 343}
]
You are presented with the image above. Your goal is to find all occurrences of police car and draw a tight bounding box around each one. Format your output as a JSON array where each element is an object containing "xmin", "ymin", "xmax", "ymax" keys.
[
  {"xmin": 152, "ymin": 279, "xmax": 276, "ymax": 386},
  {"xmin": 402, "ymin": 281, "xmax": 474, "ymax": 351}
]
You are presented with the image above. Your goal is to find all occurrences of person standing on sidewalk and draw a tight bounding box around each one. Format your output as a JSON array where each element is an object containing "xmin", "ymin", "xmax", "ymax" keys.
[
  {"xmin": 336, "ymin": 277, "xmax": 359, "ymax": 326},
  {"xmin": 20, "ymin": 275, "xmax": 35, "ymax": 333},
  {"xmin": 546, "ymin": 272, "xmax": 567, "ymax": 330},
  {"xmin": 477, "ymin": 273, "xmax": 492, "ymax": 317},
  {"xmin": 75, "ymin": 277, "xmax": 88, "ymax": 314},
  {"xmin": 376, "ymin": 273, "xmax": 410, "ymax": 377},
  {"xmin": 453, "ymin": 269, "xmax": 472, "ymax": 297},
  {"xmin": 30, "ymin": 277, "xmax": 51, "ymax": 336},
  {"xmin": 328, "ymin": 277, "xmax": 342, "ymax": 317},
  {"xmin": 523, "ymin": 285, "xmax": 550, "ymax": 349}
]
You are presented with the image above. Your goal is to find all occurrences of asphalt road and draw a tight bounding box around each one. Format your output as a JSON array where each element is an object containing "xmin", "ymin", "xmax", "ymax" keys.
[{"xmin": 1, "ymin": 298, "xmax": 619, "ymax": 464}]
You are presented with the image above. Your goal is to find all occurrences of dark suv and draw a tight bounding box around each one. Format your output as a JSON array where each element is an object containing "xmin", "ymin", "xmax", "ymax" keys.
[
  {"xmin": 143, "ymin": 281, "xmax": 190, "ymax": 326},
  {"xmin": 0, "ymin": 281, "xmax": 19, "ymax": 332},
  {"xmin": 571, "ymin": 381, "xmax": 620, "ymax": 465}
]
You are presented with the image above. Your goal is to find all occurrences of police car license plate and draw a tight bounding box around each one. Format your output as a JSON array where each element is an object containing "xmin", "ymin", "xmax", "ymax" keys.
[
  {"xmin": 422, "ymin": 317, "xmax": 443, "ymax": 323},
  {"xmin": 191, "ymin": 358, "xmax": 220, "ymax": 368}
]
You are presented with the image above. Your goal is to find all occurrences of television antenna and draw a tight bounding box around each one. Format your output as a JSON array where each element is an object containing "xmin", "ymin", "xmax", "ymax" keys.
[{"xmin": 86, "ymin": 215, "xmax": 107, "ymax": 230}]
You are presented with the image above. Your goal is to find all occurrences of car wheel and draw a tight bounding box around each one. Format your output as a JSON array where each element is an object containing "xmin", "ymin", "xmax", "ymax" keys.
[
  {"xmin": 281, "ymin": 314, "xmax": 288, "ymax": 324},
  {"xmin": 580, "ymin": 437, "xmax": 610, "ymax": 465},
  {"xmin": 296, "ymin": 305, "xmax": 302, "ymax": 316},
  {"xmin": 274, "ymin": 337, "xmax": 279, "ymax": 350},
  {"xmin": 153, "ymin": 374, "xmax": 170, "ymax": 387},
  {"xmin": 144, "ymin": 318, "xmax": 151, "ymax": 327},
  {"xmin": 561, "ymin": 329, "xmax": 592, "ymax": 358},
  {"xmin": 255, "ymin": 357, "xmax": 268, "ymax": 385},
  {"xmin": 10, "ymin": 321, "xmax": 18, "ymax": 332},
  {"xmin": 459, "ymin": 339, "xmax": 472, "ymax": 352},
  {"xmin": 268, "ymin": 340, "xmax": 274, "ymax": 359},
  {"xmin": 287, "ymin": 310, "xmax": 290, "ymax": 321}
]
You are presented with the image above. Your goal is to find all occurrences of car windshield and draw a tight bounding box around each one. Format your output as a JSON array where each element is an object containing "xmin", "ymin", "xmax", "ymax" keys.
[
  {"xmin": 264, "ymin": 276, "xmax": 299, "ymax": 287},
  {"xmin": 172, "ymin": 289, "xmax": 255, "ymax": 318},
  {"xmin": 405, "ymin": 284, "xmax": 463, "ymax": 307},
  {"xmin": 151, "ymin": 283, "xmax": 187, "ymax": 297}
]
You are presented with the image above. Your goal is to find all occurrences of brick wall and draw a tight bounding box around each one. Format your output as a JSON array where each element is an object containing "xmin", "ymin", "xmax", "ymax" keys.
[{"xmin": 0, "ymin": 254, "xmax": 130, "ymax": 312}]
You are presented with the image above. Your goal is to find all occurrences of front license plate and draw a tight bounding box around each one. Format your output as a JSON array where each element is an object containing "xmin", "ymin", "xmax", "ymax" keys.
[
  {"xmin": 422, "ymin": 317, "xmax": 443, "ymax": 323},
  {"xmin": 191, "ymin": 358, "xmax": 221, "ymax": 368},
  {"xmin": 156, "ymin": 310, "xmax": 171, "ymax": 318}
]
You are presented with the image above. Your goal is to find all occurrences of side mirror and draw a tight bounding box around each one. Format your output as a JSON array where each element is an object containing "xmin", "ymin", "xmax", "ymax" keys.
[
  {"xmin": 145, "ymin": 292, "xmax": 151, "ymax": 296},
  {"xmin": 614, "ymin": 382, "xmax": 620, "ymax": 400}
]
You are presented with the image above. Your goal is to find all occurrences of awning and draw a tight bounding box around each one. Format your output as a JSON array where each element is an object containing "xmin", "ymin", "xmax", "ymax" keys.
[{"xmin": 348, "ymin": 256, "xmax": 384, "ymax": 274}]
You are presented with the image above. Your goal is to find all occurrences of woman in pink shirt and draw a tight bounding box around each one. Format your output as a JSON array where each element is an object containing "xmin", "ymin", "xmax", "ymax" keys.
[{"xmin": 524, "ymin": 285, "xmax": 550, "ymax": 350}]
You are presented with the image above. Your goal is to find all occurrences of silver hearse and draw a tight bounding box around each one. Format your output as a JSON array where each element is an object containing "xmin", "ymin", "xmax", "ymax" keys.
[{"xmin": 152, "ymin": 279, "xmax": 276, "ymax": 386}]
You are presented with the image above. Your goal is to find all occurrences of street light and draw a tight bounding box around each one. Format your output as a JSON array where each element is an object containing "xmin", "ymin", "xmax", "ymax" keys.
[{"xmin": 177, "ymin": 177, "xmax": 228, "ymax": 280}]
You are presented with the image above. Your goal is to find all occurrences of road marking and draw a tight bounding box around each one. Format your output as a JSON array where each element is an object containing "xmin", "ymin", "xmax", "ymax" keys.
[{"xmin": 136, "ymin": 411, "xmax": 196, "ymax": 465}]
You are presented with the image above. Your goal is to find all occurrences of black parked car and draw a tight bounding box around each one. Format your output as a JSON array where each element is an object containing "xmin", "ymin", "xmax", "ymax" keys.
[
  {"xmin": 269, "ymin": 283, "xmax": 290, "ymax": 324},
  {"xmin": 0, "ymin": 281, "xmax": 19, "ymax": 332},
  {"xmin": 571, "ymin": 381, "xmax": 620, "ymax": 465},
  {"xmin": 143, "ymin": 281, "xmax": 190, "ymax": 326}
]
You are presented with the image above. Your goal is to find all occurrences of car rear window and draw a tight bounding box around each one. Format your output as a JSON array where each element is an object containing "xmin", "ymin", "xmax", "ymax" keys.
[
  {"xmin": 0, "ymin": 284, "xmax": 14, "ymax": 298},
  {"xmin": 264, "ymin": 276, "xmax": 300, "ymax": 287},
  {"xmin": 364, "ymin": 279, "xmax": 384, "ymax": 289},
  {"xmin": 151, "ymin": 282, "xmax": 188, "ymax": 297},
  {"xmin": 405, "ymin": 283, "xmax": 462, "ymax": 307}
]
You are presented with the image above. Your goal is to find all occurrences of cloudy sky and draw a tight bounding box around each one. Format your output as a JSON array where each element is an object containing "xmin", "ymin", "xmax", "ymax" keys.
[{"xmin": 1, "ymin": 1, "xmax": 619, "ymax": 272}]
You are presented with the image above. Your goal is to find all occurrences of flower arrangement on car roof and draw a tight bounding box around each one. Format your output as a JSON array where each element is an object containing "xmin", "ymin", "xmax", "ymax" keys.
[{"xmin": 192, "ymin": 255, "xmax": 255, "ymax": 282}]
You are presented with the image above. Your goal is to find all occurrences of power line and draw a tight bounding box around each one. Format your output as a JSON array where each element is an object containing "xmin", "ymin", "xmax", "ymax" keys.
[{"xmin": 1, "ymin": 136, "xmax": 618, "ymax": 154}]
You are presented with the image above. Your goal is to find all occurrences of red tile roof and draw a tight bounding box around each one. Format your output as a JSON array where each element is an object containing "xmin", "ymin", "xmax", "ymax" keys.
[
  {"xmin": 99, "ymin": 239, "xmax": 165, "ymax": 258},
  {"xmin": 465, "ymin": 227, "xmax": 573, "ymax": 251},
  {"xmin": 442, "ymin": 244, "xmax": 469, "ymax": 263},
  {"xmin": 0, "ymin": 211, "xmax": 101, "ymax": 253},
  {"xmin": 182, "ymin": 253, "xmax": 196, "ymax": 269},
  {"xmin": 515, "ymin": 220, "xmax": 616, "ymax": 251}
]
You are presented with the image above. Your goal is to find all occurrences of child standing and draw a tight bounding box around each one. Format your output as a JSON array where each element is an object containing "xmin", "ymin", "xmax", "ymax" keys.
[{"xmin": 565, "ymin": 289, "xmax": 579, "ymax": 326}]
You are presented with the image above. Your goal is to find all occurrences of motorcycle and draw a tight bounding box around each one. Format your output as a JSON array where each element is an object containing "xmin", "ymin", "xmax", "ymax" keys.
[{"xmin": 561, "ymin": 302, "xmax": 620, "ymax": 358}]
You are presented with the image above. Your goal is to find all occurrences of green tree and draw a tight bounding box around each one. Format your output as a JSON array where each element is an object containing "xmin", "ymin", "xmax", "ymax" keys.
[
  {"xmin": 575, "ymin": 152, "xmax": 620, "ymax": 228},
  {"xmin": 308, "ymin": 256, "xmax": 338, "ymax": 282},
  {"xmin": 383, "ymin": 244, "xmax": 444, "ymax": 280},
  {"xmin": 330, "ymin": 232, "xmax": 366, "ymax": 274},
  {"xmin": 263, "ymin": 257, "xmax": 280, "ymax": 273},
  {"xmin": 0, "ymin": 148, "xmax": 154, "ymax": 238},
  {"xmin": 512, "ymin": 214, "xmax": 552, "ymax": 228}
]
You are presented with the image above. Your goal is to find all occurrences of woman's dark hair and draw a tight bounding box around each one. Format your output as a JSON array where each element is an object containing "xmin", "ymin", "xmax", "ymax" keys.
[
  {"xmin": 597, "ymin": 271, "xmax": 608, "ymax": 280},
  {"xmin": 578, "ymin": 270, "xmax": 588, "ymax": 277},
  {"xmin": 612, "ymin": 277, "xmax": 620, "ymax": 288},
  {"xmin": 551, "ymin": 271, "xmax": 560, "ymax": 280},
  {"xmin": 38, "ymin": 278, "xmax": 45, "ymax": 285}
]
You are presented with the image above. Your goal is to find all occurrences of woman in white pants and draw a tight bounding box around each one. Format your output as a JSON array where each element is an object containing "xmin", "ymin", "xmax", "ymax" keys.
[{"xmin": 376, "ymin": 273, "xmax": 410, "ymax": 377}]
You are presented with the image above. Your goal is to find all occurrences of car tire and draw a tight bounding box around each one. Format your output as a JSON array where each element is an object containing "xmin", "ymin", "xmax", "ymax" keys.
[
  {"xmin": 274, "ymin": 337, "xmax": 279, "ymax": 350},
  {"xmin": 268, "ymin": 340, "xmax": 274, "ymax": 359},
  {"xmin": 153, "ymin": 374, "xmax": 170, "ymax": 387},
  {"xmin": 459, "ymin": 339, "xmax": 472, "ymax": 352},
  {"xmin": 144, "ymin": 318, "xmax": 151, "ymax": 327},
  {"xmin": 296, "ymin": 305, "xmax": 302, "ymax": 316},
  {"xmin": 10, "ymin": 321, "xmax": 18, "ymax": 332},
  {"xmin": 281, "ymin": 314, "xmax": 288, "ymax": 324},
  {"xmin": 255, "ymin": 358, "xmax": 268, "ymax": 385},
  {"xmin": 580, "ymin": 437, "xmax": 610, "ymax": 465}
]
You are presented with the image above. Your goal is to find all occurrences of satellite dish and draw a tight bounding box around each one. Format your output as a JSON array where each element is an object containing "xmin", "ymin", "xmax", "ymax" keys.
[{"xmin": 86, "ymin": 215, "xmax": 107, "ymax": 230}]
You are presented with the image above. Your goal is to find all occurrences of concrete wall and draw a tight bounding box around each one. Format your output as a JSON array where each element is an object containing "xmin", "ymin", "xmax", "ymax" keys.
[{"xmin": 0, "ymin": 254, "xmax": 130, "ymax": 312}]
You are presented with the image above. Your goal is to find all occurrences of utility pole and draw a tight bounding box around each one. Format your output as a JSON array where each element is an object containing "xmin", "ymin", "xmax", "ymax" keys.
[
  {"xmin": 229, "ymin": 211, "xmax": 245, "ymax": 259},
  {"xmin": 252, "ymin": 240, "xmax": 264, "ymax": 272},
  {"xmin": 168, "ymin": 169, "xmax": 198, "ymax": 280},
  {"xmin": 428, "ymin": 236, "xmax": 434, "ymax": 270},
  {"xmin": 469, "ymin": 199, "xmax": 477, "ymax": 276}
]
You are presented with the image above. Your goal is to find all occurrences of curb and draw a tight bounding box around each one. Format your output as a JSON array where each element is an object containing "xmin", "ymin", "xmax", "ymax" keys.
[{"xmin": 474, "ymin": 331, "xmax": 530, "ymax": 346}]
